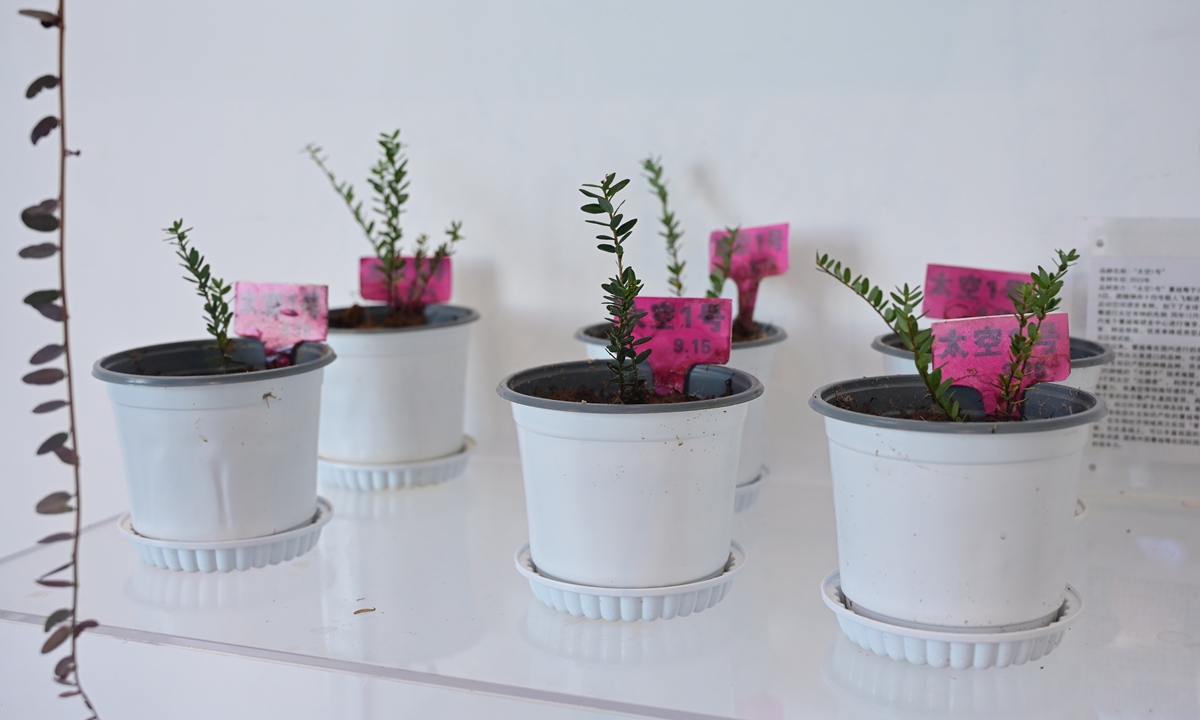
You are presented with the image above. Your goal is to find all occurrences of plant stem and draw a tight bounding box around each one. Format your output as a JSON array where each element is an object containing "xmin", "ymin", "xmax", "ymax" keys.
[
  {"xmin": 581, "ymin": 174, "xmax": 647, "ymax": 403},
  {"xmin": 641, "ymin": 156, "xmax": 685, "ymax": 296},
  {"xmin": 162, "ymin": 222, "xmax": 234, "ymax": 371},
  {"xmin": 993, "ymin": 249, "xmax": 1078, "ymax": 418},
  {"xmin": 706, "ymin": 227, "xmax": 737, "ymax": 299},
  {"xmin": 55, "ymin": 2, "xmax": 96, "ymax": 713},
  {"xmin": 815, "ymin": 254, "xmax": 962, "ymax": 421}
]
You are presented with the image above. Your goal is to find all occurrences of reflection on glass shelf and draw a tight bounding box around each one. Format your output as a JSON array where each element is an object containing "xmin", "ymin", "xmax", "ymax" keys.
[
  {"xmin": 127, "ymin": 555, "xmax": 333, "ymax": 612},
  {"xmin": 318, "ymin": 483, "xmax": 483, "ymax": 666},
  {"xmin": 520, "ymin": 600, "xmax": 736, "ymax": 664},
  {"xmin": 821, "ymin": 637, "xmax": 1079, "ymax": 719}
]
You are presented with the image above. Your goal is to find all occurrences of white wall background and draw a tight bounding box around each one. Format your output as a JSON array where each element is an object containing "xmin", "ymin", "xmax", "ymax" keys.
[{"xmin": 2, "ymin": 0, "xmax": 1199, "ymax": 557}]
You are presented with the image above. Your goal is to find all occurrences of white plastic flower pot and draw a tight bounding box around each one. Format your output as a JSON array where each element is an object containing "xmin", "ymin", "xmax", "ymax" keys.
[
  {"xmin": 871, "ymin": 333, "xmax": 1113, "ymax": 393},
  {"xmin": 576, "ymin": 322, "xmax": 785, "ymax": 487},
  {"xmin": 93, "ymin": 339, "xmax": 336, "ymax": 543},
  {"xmin": 498, "ymin": 361, "xmax": 763, "ymax": 589},
  {"xmin": 809, "ymin": 376, "xmax": 1106, "ymax": 630},
  {"xmin": 319, "ymin": 304, "xmax": 478, "ymax": 464}
]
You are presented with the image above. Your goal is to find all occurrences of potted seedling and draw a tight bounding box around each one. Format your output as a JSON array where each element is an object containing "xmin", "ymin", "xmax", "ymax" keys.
[
  {"xmin": 870, "ymin": 263, "xmax": 1113, "ymax": 392},
  {"xmin": 93, "ymin": 221, "xmax": 336, "ymax": 572},
  {"xmin": 809, "ymin": 250, "xmax": 1106, "ymax": 669},
  {"xmin": 305, "ymin": 130, "xmax": 479, "ymax": 490},
  {"xmin": 500, "ymin": 173, "xmax": 763, "ymax": 622},
  {"xmin": 574, "ymin": 157, "xmax": 788, "ymax": 510}
]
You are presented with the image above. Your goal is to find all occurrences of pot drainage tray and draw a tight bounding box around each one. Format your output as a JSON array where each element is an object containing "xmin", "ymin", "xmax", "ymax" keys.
[
  {"xmin": 118, "ymin": 497, "xmax": 333, "ymax": 573},
  {"xmin": 821, "ymin": 569, "xmax": 1083, "ymax": 670},
  {"xmin": 734, "ymin": 465, "xmax": 768, "ymax": 513},
  {"xmin": 515, "ymin": 542, "xmax": 746, "ymax": 622},
  {"xmin": 319, "ymin": 436, "xmax": 475, "ymax": 491}
]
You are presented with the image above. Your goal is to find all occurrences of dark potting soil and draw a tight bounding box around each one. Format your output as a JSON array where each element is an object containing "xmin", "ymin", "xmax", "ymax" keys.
[
  {"xmin": 829, "ymin": 393, "xmax": 1022, "ymax": 423},
  {"xmin": 532, "ymin": 379, "xmax": 734, "ymax": 406},
  {"xmin": 732, "ymin": 321, "xmax": 767, "ymax": 343},
  {"xmin": 331, "ymin": 304, "xmax": 428, "ymax": 329}
]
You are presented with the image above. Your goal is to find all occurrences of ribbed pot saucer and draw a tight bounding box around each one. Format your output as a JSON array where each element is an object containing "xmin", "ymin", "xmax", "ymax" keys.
[
  {"xmin": 734, "ymin": 466, "xmax": 768, "ymax": 513},
  {"xmin": 118, "ymin": 497, "xmax": 333, "ymax": 573},
  {"xmin": 319, "ymin": 436, "xmax": 475, "ymax": 491},
  {"xmin": 515, "ymin": 542, "xmax": 746, "ymax": 622},
  {"xmin": 821, "ymin": 569, "xmax": 1083, "ymax": 670}
]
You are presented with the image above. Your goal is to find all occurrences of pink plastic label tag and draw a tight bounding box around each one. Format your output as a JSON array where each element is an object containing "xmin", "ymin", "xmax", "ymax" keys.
[
  {"xmin": 632, "ymin": 297, "xmax": 733, "ymax": 395},
  {"xmin": 234, "ymin": 282, "xmax": 328, "ymax": 366},
  {"xmin": 931, "ymin": 312, "xmax": 1070, "ymax": 415},
  {"xmin": 923, "ymin": 264, "xmax": 1031, "ymax": 319},
  {"xmin": 360, "ymin": 256, "xmax": 452, "ymax": 304},
  {"xmin": 708, "ymin": 224, "xmax": 789, "ymax": 320}
]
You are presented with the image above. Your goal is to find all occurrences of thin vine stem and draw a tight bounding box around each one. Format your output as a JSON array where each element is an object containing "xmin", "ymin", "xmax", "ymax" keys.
[{"xmin": 54, "ymin": 1, "xmax": 96, "ymax": 714}]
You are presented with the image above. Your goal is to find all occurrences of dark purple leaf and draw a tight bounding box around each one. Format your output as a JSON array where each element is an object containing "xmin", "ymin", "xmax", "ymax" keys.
[
  {"xmin": 54, "ymin": 446, "xmax": 77, "ymax": 465},
  {"xmin": 41, "ymin": 626, "xmax": 71, "ymax": 654},
  {"xmin": 33, "ymin": 400, "xmax": 69, "ymax": 414},
  {"xmin": 31, "ymin": 115, "xmax": 59, "ymax": 145},
  {"xmin": 24, "ymin": 197, "xmax": 57, "ymax": 214},
  {"xmin": 18, "ymin": 9, "xmax": 60, "ymax": 27},
  {"xmin": 19, "ymin": 243, "xmax": 58, "ymax": 258},
  {"xmin": 37, "ymin": 432, "xmax": 68, "ymax": 455},
  {"xmin": 35, "ymin": 491, "xmax": 72, "ymax": 515},
  {"xmin": 23, "ymin": 289, "xmax": 60, "ymax": 306},
  {"xmin": 45, "ymin": 609, "xmax": 71, "ymax": 632},
  {"xmin": 21, "ymin": 200, "xmax": 59, "ymax": 232},
  {"xmin": 40, "ymin": 561, "xmax": 73, "ymax": 579},
  {"xmin": 23, "ymin": 368, "xmax": 64, "ymax": 385},
  {"xmin": 73, "ymin": 620, "xmax": 98, "ymax": 637},
  {"xmin": 26, "ymin": 74, "xmax": 58, "ymax": 98},
  {"xmin": 41, "ymin": 559, "xmax": 72, "ymax": 576},
  {"xmin": 35, "ymin": 303, "xmax": 64, "ymax": 321},
  {"xmin": 53, "ymin": 675, "xmax": 74, "ymax": 686},
  {"xmin": 59, "ymin": 690, "xmax": 81, "ymax": 698},
  {"xmin": 29, "ymin": 344, "xmax": 64, "ymax": 364},
  {"xmin": 38, "ymin": 531, "xmax": 73, "ymax": 544},
  {"xmin": 35, "ymin": 578, "xmax": 73, "ymax": 587}
]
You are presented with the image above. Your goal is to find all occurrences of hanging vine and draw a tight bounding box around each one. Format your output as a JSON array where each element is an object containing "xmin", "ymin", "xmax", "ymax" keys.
[{"xmin": 18, "ymin": 2, "xmax": 100, "ymax": 717}]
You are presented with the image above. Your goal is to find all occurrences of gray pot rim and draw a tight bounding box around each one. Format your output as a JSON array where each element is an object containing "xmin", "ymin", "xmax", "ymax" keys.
[
  {"xmin": 809, "ymin": 374, "xmax": 1107, "ymax": 434},
  {"xmin": 498, "ymin": 360, "xmax": 764, "ymax": 414},
  {"xmin": 871, "ymin": 332, "xmax": 1115, "ymax": 369},
  {"xmin": 327, "ymin": 303, "xmax": 480, "ymax": 334},
  {"xmin": 575, "ymin": 321, "xmax": 788, "ymax": 350},
  {"xmin": 93, "ymin": 339, "xmax": 336, "ymax": 387}
]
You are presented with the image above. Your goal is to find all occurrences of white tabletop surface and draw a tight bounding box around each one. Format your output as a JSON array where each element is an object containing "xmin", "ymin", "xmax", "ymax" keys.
[{"xmin": 2, "ymin": 455, "xmax": 1198, "ymax": 719}]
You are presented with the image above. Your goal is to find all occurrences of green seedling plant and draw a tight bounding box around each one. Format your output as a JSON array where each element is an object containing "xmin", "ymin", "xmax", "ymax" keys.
[
  {"xmin": 815, "ymin": 248, "xmax": 1080, "ymax": 421},
  {"xmin": 581, "ymin": 173, "xmax": 649, "ymax": 403},
  {"xmin": 306, "ymin": 130, "xmax": 462, "ymax": 321},
  {"xmin": 163, "ymin": 220, "xmax": 235, "ymax": 373},
  {"xmin": 706, "ymin": 226, "xmax": 739, "ymax": 300},
  {"xmin": 402, "ymin": 221, "xmax": 463, "ymax": 314},
  {"xmin": 641, "ymin": 156, "xmax": 685, "ymax": 296},
  {"xmin": 815, "ymin": 254, "xmax": 963, "ymax": 421},
  {"xmin": 993, "ymin": 249, "xmax": 1079, "ymax": 418}
]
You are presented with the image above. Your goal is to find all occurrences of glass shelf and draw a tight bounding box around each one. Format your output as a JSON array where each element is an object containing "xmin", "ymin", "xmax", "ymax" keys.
[{"xmin": 1, "ymin": 456, "xmax": 1197, "ymax": 719}]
